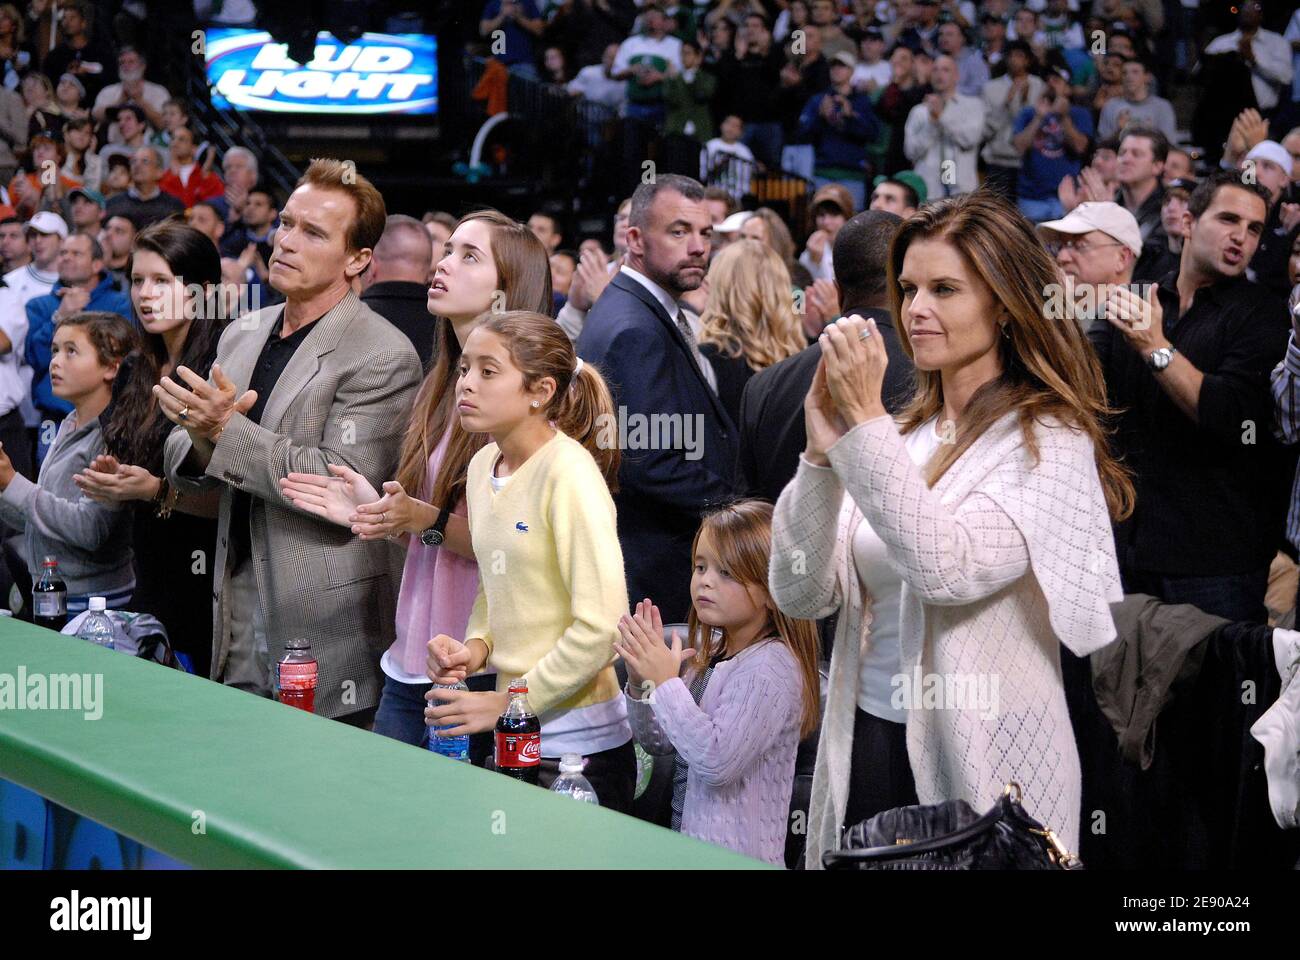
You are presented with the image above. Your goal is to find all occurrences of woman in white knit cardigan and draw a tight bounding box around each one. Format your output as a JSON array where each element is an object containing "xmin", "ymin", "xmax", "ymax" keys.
[{"xmin": 771, "ymin": 193, "xmax": 1136, "ymax": 868}]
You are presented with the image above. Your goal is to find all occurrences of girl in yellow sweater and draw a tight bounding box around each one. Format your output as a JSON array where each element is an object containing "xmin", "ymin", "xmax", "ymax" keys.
[{"xmin": 425, "ymin": 310, "xmax": 636, "ymax": 808}]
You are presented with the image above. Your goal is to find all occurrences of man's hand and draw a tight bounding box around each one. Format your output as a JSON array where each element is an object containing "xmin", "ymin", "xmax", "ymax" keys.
[
  {"xmin": 570, "ymin": 247, "xmax": 611, "ymax": 311},
  {"xmin": 925, "ymin": 93, "xmax": 943, "ymax": 120},
  {"xmin": 1105, "ymin": 282, "xmax": 1168, "ymax": 356},
  {"xmin": 0, "ymin": 440, "xmax": 15, "ymax": 490},
  {"xmin": 152, "ymin": 362, "xmax": 257, "ymax": 442},
  {"xmin": 53, "ymin": 285, "xmax": 92, "ymax": 320}
]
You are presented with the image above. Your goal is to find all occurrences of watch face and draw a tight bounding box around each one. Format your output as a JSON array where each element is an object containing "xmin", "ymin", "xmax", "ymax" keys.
[{"xmin": 422, "ymin": 529, "xmax": 444, "ymax": 546}]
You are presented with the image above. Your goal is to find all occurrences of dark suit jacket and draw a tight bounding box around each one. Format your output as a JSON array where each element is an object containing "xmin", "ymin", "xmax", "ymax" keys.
[
  {"xmin": 361, "ymin": 280, "xmax": 436, "ymax": 369},
  {"xmin": 736, "ymin": 305, "xmax": 915, "ymax": 504},
  {"xmin": 576, "ymin": 271, "xmax": 739, "ymax": 622}
]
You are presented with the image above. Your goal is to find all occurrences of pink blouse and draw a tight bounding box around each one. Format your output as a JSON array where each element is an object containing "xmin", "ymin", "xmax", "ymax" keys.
[{"xmin": 386, "ymin": 431, "xmax": 480, "ymax": 678}]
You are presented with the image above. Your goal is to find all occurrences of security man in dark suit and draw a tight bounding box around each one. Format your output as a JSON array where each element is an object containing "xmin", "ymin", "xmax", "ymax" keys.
[
  {"xmin": 737, "ymin": 210, "xmax": 915, "ymax": 503},
  {"xmin": 577, "ymin": 173, "xmax": 737, "ymax": 623}
]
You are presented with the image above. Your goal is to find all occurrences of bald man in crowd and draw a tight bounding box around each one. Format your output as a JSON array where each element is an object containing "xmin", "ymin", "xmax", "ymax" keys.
[{"xmin": 359, "ymin": 214, "xmax": 436, "ymax": 368}]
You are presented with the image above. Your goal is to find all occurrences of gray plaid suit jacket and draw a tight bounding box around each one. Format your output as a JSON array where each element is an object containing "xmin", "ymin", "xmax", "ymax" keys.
[{"xmin": 163, "ymin": 290, "xmax": 422, "ymax": 718}]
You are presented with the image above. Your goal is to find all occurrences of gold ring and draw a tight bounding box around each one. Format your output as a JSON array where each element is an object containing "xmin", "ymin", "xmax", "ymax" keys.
[{"xmin": 857, "ymin": 328, "xmax": 872, "ymax": 341}]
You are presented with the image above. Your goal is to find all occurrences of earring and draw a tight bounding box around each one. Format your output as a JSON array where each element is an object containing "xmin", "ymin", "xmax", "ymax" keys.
[{"xmin": 530, "ymin": 400, "xmax": 540, "ymax": 409}]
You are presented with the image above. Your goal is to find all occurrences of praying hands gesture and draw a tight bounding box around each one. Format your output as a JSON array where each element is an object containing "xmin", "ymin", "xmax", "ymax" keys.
[
  {"xmin": 820, "ymin": 315, "xmax": 889, "ymax": 427},
  {"xmin": 152, "ymin": 363, "xmax": 257, "ymax": 443},
  {"xmin": 614, "ymin": 598, "xmax": 695, "ymax": 695}
]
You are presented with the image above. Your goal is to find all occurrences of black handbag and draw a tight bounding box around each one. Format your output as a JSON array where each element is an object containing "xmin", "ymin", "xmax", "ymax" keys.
[{"xmin": 823, "ymin": 783, "xmax": 1082, "ymax": 870}]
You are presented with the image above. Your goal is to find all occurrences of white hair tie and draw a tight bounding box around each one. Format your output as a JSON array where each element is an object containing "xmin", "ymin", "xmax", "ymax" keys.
[{"xmin": 573, "ymin": 357, "xmax": 584, "ymax": 379}]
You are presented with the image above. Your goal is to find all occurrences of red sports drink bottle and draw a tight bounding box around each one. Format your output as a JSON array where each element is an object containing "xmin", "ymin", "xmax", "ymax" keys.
[
  {"xmin": 495, "ymin": 678, "xmax": 541, "ymax": 784},
  {"xmin": 277, "ymin": 638, "xmax": 318, "ymax": 713}
]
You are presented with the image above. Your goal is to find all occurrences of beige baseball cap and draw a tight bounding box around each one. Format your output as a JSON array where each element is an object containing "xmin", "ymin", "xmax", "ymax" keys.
[{"xmin": 1039, "ymin": 201, "xmax": 1142, "ymax": 256}]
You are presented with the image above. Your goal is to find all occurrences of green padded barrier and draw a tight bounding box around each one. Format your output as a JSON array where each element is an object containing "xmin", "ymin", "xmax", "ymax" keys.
[{"xmin": 0, "ymin": 617, "xmax": 769, "ymax": 869}]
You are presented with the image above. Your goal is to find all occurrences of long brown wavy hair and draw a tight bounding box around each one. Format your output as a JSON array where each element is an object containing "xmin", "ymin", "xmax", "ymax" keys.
[
  {"xmin": 394, "ymin": 210, "xmax": 552, "ymax": 508},
  {"xmin": 888, "ymin": 191, "xmax": 1134, "ymax": 521},
  {"xmin": 685, "ymin": 500, "xmax": 821, "ymax": 738},
  {"xmin": 474, "ymin": 310, "xmax": 620, "ymax": 488}
]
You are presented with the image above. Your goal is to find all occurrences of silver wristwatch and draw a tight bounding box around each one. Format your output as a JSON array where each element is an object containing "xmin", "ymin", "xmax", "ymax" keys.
[{"xmin": 1147, "ymin": 346, "xmax": 1176, "ymax": 371}]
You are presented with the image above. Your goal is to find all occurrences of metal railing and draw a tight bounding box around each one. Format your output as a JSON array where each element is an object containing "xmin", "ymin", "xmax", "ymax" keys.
[
  {"xmin": 463, "ymin": 56, "xmax": 815, "ymax": 228},
  {"xmin": 175, "ymin": 27, "xmax": 302, "ymax": 200}
]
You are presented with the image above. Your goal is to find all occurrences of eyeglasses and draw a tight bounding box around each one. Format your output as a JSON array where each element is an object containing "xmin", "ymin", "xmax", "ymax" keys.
[{"xmin": 1043, "ymin": 238, "xmax": 1126, "ymax": 257}]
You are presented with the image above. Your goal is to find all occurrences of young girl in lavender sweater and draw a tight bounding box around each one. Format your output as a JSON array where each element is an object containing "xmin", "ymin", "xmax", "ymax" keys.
[{"xmin": 615, "ymin": 499, "xmax": 820, "ymax": 866}]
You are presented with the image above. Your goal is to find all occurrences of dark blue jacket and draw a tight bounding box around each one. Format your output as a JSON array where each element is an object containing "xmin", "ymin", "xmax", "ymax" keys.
[
  {"xmin": 25, "ymin": 274, "xmax": 134, "ymax": 417},
  {"xmin": 797, "ymin": 88, "xmax": 880, "ymax": 171},
  {"xmin": 576, "ymin": 271, "xmax": 738, "ymax": 623}
]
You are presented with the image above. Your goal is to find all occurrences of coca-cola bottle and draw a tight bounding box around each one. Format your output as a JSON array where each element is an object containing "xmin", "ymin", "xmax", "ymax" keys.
[
  {"xmin": 32, "ymin": 556, "xmax": 67, "ymax": 631},
  {"xmin": 276, "ymin": 638, "xmax": 318, "ymax": 713},
  {"xmin": 495, "ymin": 678, "xmax": 541, "ymax": 784}
]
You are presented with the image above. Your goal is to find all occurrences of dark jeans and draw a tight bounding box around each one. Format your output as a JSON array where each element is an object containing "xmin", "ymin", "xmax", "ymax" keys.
[
  {"xmin": 842, "ymin": 708, "xmax": 917, "ymax": 831},
  {"xmin": 1119, "ymin": 551, "xmax": 1271, "ymax": 624},
  {"xmin": 372, "ymin": 672, "xmax": 494, "ymax": 765},
  {"xmin": 490, "ymin": 738, "xmax": 637, "ymax": 814}
]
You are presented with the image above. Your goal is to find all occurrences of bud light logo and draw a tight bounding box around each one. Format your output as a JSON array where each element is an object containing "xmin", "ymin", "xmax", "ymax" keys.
[{"xmin": 206, "ymin": 29, "xmax": 437, "ymax": 115}]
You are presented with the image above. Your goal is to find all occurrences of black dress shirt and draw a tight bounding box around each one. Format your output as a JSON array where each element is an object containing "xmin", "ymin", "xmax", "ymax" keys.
[
  {"xmin": 1088, "ymin": 269, "xmax": 1291, "ymax": 575},
  {"xmin": 229, "ymin": 312, "xmax": 317, "ymax": 565}
]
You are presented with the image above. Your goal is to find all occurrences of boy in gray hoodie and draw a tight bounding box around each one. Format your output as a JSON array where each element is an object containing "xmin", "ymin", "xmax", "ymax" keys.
[{"xmin": 0, "ymin": 311, "xmax": 139, "ymax": 614}]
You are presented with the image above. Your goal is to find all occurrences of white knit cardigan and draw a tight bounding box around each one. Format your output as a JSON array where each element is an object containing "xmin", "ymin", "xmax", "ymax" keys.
[{"xmin": 770, "ymin": 411, "xmax": 1122, "ymax": 869}]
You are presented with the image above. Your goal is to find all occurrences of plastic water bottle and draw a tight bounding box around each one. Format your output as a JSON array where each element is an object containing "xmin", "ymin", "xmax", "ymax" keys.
[
  {"xmin": 428, "ymin": 680, "xmax": 470, "ymax": 762},
  {"xmin": 550, "ymin": 753, "xmax": 599, "ymax": 805},
  {"xmin": 76, "ymin": 597, "xmax": 115, "ymax": 651}
]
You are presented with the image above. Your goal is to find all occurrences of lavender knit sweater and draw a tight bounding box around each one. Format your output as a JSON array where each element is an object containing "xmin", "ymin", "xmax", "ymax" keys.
[{"xmin": 626, "ymin": 639, "xmax": 803, "ymax": 866}]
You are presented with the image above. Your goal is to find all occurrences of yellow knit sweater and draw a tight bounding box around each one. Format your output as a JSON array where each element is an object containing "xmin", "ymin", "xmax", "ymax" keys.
[{"xmin": 464, "ymin": 430, "xmax": 627, "ymax": 715}]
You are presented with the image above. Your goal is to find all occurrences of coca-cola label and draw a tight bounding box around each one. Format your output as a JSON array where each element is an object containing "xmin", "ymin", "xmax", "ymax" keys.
[
  {"xmin": 496, "ymin": 731, "xmax": 541, "ymax": 767},
  {"xmin": 278, "ymin": 661, "xmax": 317, "ymax": 691}
]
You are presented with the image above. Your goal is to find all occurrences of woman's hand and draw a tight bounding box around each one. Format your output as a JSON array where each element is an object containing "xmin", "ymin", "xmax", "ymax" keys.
[
  {"xmin": 803, "ymin": 352, "xmax": 848, "ymax": 466},
  {"xmin": 427, "ymin": 633, "xmax": 473, "ymax": 686},
  {"xmin": 614, "ymin": 608, "xmax": 695, "ymax": 694},
  {"xmin": 425, "ymin": 688, "xmax": 510, "ymax": 737},
  {"xmin": 73, "ymin": 454, "xmax": 161, "ymax": 503},
  {"xmin": 349, "ymin": 479, "xmax": 431, "ymax": 540},
  {"xmin": 821, "ymin": 315, "xmax": 889, "ymax": 427},
  {"xmin": 617, "ymin": 598, "xmax": 666, "ymax": 695},
  {"xmin": 278, "ymin": 463, "xmax": 380, "ymax": 529}
]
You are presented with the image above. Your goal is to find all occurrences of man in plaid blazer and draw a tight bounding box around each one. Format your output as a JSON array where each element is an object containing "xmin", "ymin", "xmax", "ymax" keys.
[{"xmin": 159, "ymin": 159, "xmax": 421, "ymax": 721}]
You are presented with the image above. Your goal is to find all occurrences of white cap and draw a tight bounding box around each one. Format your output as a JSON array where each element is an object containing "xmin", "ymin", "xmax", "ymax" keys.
[
  {"xmin": 1244, "ymin": 140, "xmax": 1292, "ymax": 175},
  {"xmin": 1038, "ymin": 201, "xmax": 1143, "ymax": 256},
  {"xmin": 714, "ymin": 210, "xmax": 753, "ymax": 234},
  {"xmin": 88, "ymin": 597, "xmax": 106, "ymax": 611},
  {"xmin": 26, "ymin": 211, "xmax": 68, "ymax": 238},
  {"xmin": 559, "ymin": 752, "xmax": 585, "ymax": 774}
]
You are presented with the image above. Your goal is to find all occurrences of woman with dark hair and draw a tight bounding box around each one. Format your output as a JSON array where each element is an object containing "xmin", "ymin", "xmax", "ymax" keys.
[
  {"xmin": 72, "ymin": 221, "xmax": 228, "ymax": 675},
  {"xmin": 772, "ymin": 192, "xmax": 1134, "ymax": 867}
]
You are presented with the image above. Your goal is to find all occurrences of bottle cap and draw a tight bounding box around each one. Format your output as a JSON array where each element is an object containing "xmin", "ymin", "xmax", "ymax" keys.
[
  {"xmin": 42, "ymin": 556, "xmax": 57, "ymax": 567},
  {"xmin": 508, "ymin": 677, "xmax": 528, "ymax": 693},
  {"xmin": 286, "ymin": 638, "xmax": 310, "ymax": 651},
  {"xmin": 559, "ymin": 753, "xmax": 584, "ymax": 774},
  {"xmin": 88, "ymin": 597, "xmax": 106, "ymax": 612}
]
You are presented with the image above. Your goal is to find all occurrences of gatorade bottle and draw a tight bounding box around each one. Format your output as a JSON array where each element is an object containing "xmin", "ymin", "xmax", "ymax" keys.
[
  {"xmin": 494, "ymin": 678, "xmax": 541, "ymax": 784},
  {"xmin": 276, "ymin": 639, "xmax": 318, "ymax": 713}
]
